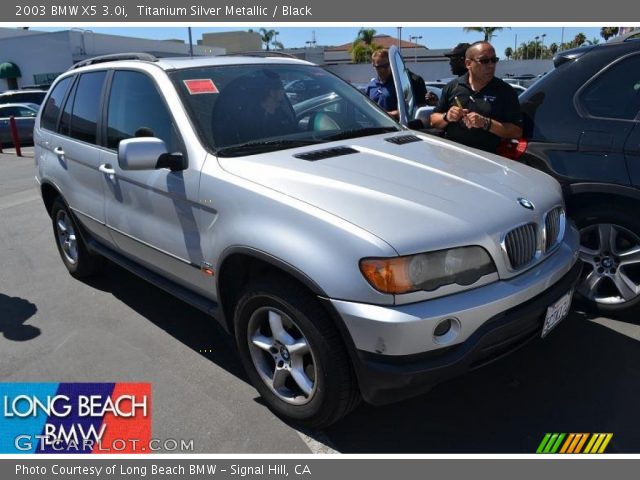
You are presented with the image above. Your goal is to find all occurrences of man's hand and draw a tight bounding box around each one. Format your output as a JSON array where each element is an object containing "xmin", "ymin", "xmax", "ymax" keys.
[{"xmin": 462, "ymin": 111, "xmax": 487, "ymax": 129}]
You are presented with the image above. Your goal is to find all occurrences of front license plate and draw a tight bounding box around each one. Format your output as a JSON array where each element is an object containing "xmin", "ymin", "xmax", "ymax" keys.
[{"xmin": 542, "ymin": 290, "xmax": 573, "ymax": 338}]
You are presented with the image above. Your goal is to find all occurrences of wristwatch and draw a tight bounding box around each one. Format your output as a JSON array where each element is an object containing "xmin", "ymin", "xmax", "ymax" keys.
[{"xmin": 443, "ymin": 111, "xmax": 449, "ymax": 123}]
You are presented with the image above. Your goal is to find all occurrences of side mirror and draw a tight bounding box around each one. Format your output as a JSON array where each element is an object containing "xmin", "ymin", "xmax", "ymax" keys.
[{"xmin": 118, "ymin": 137, "xmax": 186, "ymax": 171}]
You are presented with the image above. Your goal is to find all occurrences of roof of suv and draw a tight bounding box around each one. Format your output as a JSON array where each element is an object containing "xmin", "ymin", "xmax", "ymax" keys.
[
  {"xmin": 553, "ymin": 33, "xmax": 640, "ymax": 67},
  {"xmin": 67, "ymin": 52, "xmax": 312, "ymax": 73}
]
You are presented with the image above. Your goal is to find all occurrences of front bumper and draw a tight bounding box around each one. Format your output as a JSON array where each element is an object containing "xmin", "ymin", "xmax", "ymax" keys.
[{"xmin": 330, "ymin": 225, "xmax": 581, "ymax": 405}]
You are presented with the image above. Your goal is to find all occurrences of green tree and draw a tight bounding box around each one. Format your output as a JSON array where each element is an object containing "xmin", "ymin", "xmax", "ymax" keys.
[
  {"xmin": 548, "ymin": 42, "xmax": 558, "ymax": 56},
  {"xmin": 573, "ymin": 33, "xmax": 587, "ymax": 47},
  {"xmin": 258, "ymin": 28, "xmax": 277, "ymax": 51},
  {"xmin": 350, "ymin": 28, "xmax": 381, "ymax": 63},
  {"xmin": 600, "ymin": 27, "xmax": 619, "ymax": 41},
  {"xmin": 504, "ymin": 47, "xmax": 513, "ymax": 60},
  {"xmin": 463, "ymin": 27, "xmax": 504, "ymax": 42}
]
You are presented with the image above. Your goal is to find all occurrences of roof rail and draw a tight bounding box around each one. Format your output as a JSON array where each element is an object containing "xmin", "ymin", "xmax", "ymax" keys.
[
  {"xmin": 218, "ymin": 51, "xmax": 300, "ymax": 59},
  {"xmin": 69, "ymin": 52, "xmax": 159, "ymax": 70}
]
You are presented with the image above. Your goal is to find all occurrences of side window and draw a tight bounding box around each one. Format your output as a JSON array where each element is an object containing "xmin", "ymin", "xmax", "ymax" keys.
[
  {"xmin": 41, "ymin": 77, "xmax": 72, "ymax": 131},
  {"xmin": 59, "ymin": 79, "xmax": 78, "ymax": 136},
  {"xmin": 107, "ymin": 71, "xmax": 180, "ymax": 152},
  {"xmin": 69, "ymin": 71, "xmax": 107, "ymax": 144},
  {"xmin": 580, "ymin": 54, "xmax": 640, "ymax": 121}
]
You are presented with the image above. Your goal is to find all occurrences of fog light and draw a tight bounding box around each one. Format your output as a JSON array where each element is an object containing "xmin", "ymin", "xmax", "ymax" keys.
[
  {"xmin": 432, "ymin": 317, "xmax": 461, "ymax": 345},
  {"xmin": 434, "ymin": 318, "xmax": 452, "ymax": 337}
]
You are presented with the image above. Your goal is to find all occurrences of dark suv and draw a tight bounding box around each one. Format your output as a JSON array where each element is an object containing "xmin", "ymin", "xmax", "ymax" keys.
[{"xmin": 507, "ymin": 32, "xmax": 640, "ymax": 316}]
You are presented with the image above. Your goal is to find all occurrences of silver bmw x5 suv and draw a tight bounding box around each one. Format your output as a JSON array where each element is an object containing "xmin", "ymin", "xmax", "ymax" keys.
[{"xmin": 35, "ymin": 52, "xmax": 581, "ymax": 427}]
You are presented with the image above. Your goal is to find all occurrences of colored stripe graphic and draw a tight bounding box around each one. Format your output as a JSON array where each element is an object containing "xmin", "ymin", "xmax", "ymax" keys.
[{"xmin": 539, "ymin": 433, "xmax": 613, "ymax": 454}]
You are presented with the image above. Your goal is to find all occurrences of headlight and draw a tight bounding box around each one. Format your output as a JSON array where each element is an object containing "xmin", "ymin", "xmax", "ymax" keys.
[{"xmin": 359, "ymin": 246, "xmax": 496, "ymax": 294}]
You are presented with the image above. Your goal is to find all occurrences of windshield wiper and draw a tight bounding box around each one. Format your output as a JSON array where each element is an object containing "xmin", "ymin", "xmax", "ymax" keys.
[
  {"xmin": 323, "ymin": 127, "xmax": 399, "ymax": 141},
  {"xmin": 216, "ymin": 139, "xmax": 325, "ymax": 157}
]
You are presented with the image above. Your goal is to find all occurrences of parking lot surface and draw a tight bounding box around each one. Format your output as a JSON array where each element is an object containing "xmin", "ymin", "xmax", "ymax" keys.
[{"xmin": 1, "ymin": 148, "xmax": 639, "ymax": 453}]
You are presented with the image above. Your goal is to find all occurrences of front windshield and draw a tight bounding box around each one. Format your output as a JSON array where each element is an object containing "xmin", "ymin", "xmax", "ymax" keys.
[{"xmin": 170, "ymin": 63, "xmax": 400, "ymax": 156}]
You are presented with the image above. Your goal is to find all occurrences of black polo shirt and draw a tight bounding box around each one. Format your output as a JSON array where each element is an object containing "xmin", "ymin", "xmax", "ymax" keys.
[{"xmin": 435, "ymin": 73, "xmax": 522, "ymax": 153}]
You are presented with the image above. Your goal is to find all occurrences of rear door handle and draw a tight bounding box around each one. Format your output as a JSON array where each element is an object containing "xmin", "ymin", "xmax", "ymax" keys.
[{"xmin": 53, "ymin": 147, "xmax": 65, "ymax": 156}]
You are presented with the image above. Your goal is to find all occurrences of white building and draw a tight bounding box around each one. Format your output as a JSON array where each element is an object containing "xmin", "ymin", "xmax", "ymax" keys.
[{"xmin": 0, "ymin": 28, "xmax": 224, "ymax": 91}]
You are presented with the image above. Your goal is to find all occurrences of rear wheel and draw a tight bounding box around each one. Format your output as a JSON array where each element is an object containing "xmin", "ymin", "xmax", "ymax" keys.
[
  {"xmin": 574, "ymin": 205, "xmax": 640, "ymax": 316},
  {"xmin": 51, "ymin": 197, "xmax": 103, "ymax": 278},
  {"xmin": 234, "ymin": 276, "xmax": 359, "ymax": 428}
]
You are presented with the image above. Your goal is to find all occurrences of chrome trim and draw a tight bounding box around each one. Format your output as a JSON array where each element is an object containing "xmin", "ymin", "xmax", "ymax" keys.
[
  {"xmin": 501, "ymin": 222, "xmax": 539, "ymax": 271},
  {"xmin": 542, "ymin": 205, "xmax": 566, "ymax": 254}
]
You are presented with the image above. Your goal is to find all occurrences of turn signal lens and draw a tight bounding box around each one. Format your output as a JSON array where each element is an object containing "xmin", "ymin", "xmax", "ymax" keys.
[{"xmin": 359, "ymin": 257, "xmax": 414, "ymax": 294}]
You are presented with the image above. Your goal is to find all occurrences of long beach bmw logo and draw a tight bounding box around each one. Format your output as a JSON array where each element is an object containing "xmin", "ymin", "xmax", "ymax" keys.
[{"xmin": 518, "ymin": 197, "xmax": 535, "ymax": 210}]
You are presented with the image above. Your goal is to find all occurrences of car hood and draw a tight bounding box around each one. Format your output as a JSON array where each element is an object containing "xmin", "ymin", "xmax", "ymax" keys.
[{"xmin": 217, "ymin": 133, "xmax": 562, "ymax": 255}]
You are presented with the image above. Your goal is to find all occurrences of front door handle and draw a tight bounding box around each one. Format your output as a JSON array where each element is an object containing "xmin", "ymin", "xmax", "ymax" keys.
[
  {"xmin": 99, "ymin": 163, "xmax": 116, "ymax": 181},
  {"xmin": 98, "ymin": 164, "xmax": 116, "ymax": 175},
  {"xmin": 53, "ymin": 147, "xmax": 65, "ymax": 156}
]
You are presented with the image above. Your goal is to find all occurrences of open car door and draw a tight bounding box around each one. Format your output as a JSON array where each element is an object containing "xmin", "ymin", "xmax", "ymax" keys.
[{"xmin": 389, "ymin": 45, "xmax": 416, "ymax": 127}]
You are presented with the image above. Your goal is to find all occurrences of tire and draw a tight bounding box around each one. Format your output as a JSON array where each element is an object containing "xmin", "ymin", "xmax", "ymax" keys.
[
  {"xmin": 573, "ymin": 204, "xmax": 640, "ymax": 317},
  {"xmin": 234, "ymin": 276, "xmax": 360, "ymax": 428},
  {"xmin": 51, "ymin": 197, "xmax": 103, "ymax": 278}
]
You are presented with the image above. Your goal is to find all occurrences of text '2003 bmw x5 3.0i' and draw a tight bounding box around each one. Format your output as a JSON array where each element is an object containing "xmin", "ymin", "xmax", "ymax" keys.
[{"xmin": 34, "ymin": 52, "xmax": 581, "ymax": 428}]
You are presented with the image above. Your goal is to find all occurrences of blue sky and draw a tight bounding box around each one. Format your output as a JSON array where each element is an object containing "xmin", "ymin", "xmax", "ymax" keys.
[{"xmin": 35, "ymin": 26, "xmax": 608, "ymax": 56}]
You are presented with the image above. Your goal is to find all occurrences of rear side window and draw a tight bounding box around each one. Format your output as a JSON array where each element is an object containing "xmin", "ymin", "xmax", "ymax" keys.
[
  {"xmin": 68, "ymin": 71, "xmax": 107, "ymax": 144},
  {"xmin": 40, "ymin": 77, "xmax": 72, "ymax": 131},
  {"xmin": 106, "ymin": 71, "xmax": 180, "ymax": 152},
  {"xmin": 579, "ymin": 54, "xmax": 640, "ymax": 121}
]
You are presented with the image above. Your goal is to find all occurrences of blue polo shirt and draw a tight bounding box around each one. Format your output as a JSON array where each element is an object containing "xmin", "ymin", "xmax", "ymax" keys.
[{"xmin": 365, "ymin": 77, "xmax": 397, "ymax": 112}]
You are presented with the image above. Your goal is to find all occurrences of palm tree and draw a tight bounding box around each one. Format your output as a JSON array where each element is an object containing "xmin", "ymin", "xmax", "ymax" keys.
[
  {"xmin": 353, "ymin": 28, "xmax": 377, "ymax": 48},
  {"xmin": 258, "ymin": 28, "xmax": 277, "ymax": 51},
  {"xmin": 504, "ymin": 47, "xmax": 513, "ymax": 60},
  {"xmin": 463, "ymin": 27, "xmax": 504, "ymax": 42},
  {"xmin": 350, "ymin": 28, "xmax": 381, "ymax": 63},
  {"xmin": 600, "ymin": 27, "xmax": 619, "ymax": 41},
  {"xmin": 548, "ymin": 42, "xmax": 559, "ymax": 56},
  {"xmin": 573, "ymin": 33, "xmax": 587, "ymax": 47}
]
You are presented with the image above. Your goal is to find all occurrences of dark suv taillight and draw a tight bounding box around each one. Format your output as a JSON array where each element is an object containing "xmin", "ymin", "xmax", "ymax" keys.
[{"xmin": 497, "ymin": 138, "xmax": 528, "ymax": 161}]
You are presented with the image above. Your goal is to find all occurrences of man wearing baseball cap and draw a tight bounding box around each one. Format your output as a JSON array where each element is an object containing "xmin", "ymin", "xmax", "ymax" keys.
[{"xmin": 444, "ymin": 42, "xmax": 471, "ymax": 76}]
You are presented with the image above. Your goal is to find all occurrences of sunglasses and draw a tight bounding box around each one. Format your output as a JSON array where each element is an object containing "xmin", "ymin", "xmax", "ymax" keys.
[
  {"xmin": 373, "ymin": 63, "xmax": 390, "ymax": 69},
  {"xmin": 473, "ymin": 57, "xmax": 500, "ymax": 65}
]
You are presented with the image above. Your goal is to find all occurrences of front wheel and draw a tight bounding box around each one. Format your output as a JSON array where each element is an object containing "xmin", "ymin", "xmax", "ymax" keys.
[
  {"xmin": 574, "ymin": 205, "xmax": 640, "ymax": 317},
  {"xmin": 234, "ymin": 277, "xmax": 359, "ymax": 428}
]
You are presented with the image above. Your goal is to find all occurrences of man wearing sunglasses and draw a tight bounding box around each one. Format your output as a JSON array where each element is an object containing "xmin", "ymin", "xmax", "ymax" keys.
[
  {"xmin": 365, "ymin": 49, "xmax": 399, "ymax": 119},
  {"xmin": 430, "ymin": 41, "xmax": 522, "ymax": 154}
]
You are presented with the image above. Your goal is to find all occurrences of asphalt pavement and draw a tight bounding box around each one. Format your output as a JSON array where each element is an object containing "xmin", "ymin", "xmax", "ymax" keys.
[{"xmin": 1, "ymin": 147, "xmax": 639, "ymax": 453}]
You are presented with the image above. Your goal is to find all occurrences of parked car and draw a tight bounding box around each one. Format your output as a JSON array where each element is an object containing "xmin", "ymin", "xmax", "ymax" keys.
[
  {"xmin": 35, "ymin": 52, "xmax": 580, "ymax": 427},
  {"xmin": 0, "ymin": 103, "xmax": 38, "ymax": 144},
  {"xmin": 0, "ymin": 89, "xmax": 47, "ymax": 106},
  {"xmin": 505, "ymin": 32, "xmax": 640, "ymax": 315}
]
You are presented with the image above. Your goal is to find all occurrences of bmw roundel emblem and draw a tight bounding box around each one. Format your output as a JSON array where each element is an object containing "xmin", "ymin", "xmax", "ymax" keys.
[{"xmin": 518, "ymin": 197, "xmax": 535, "ymax": 210}]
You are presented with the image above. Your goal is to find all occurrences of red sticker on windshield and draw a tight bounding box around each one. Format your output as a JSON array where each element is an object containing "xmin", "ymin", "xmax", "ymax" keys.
[{"xmin": 184, "ymin": 79, "xmax": 219, "ymax": 94}]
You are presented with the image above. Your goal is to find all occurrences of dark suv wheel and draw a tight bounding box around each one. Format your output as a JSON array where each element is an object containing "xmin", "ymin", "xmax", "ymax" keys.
[
  {"xmin": 574, "ymin": 205, "xmax": 640, "ymax": 315},
  {"xmin": 233, "ymin": 276, "xmax": 360, "ymax": 428}
]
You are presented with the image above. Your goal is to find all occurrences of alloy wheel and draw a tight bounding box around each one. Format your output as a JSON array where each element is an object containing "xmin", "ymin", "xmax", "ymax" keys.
[
  {"xmin": 578, "ymin": 223, "xmax": 640, "ymax": 305},
  {"xmin": 247, "ymin": 306, "xmax": 318, "ymax": 405}
]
